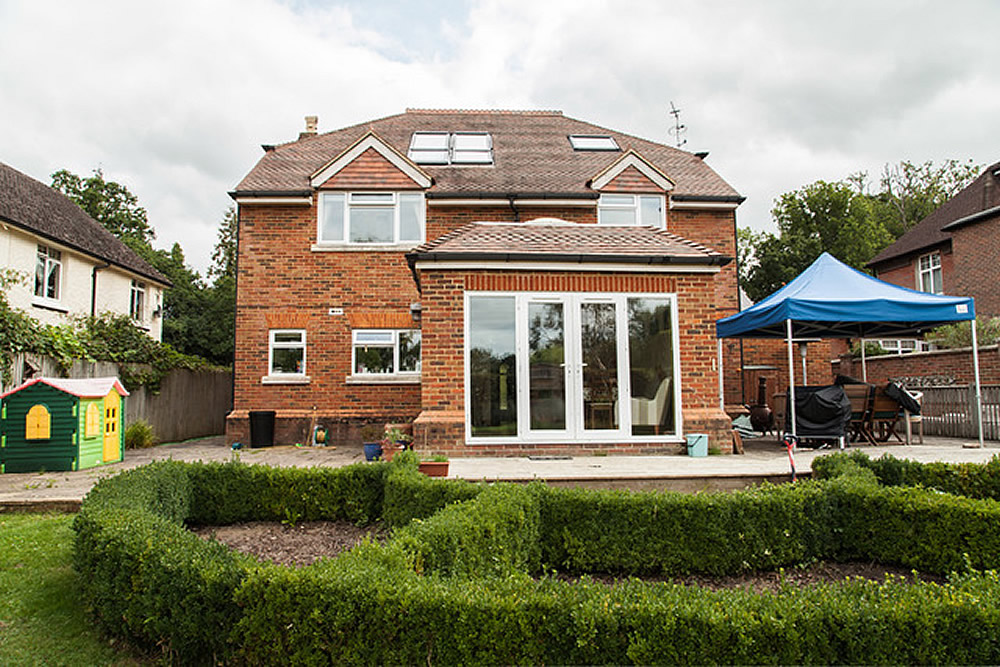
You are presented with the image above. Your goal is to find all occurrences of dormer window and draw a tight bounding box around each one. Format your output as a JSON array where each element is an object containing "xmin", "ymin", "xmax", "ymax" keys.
[
  {"xmin": 598, "ymin": 194, "xmax": 665, "ymax": 227},
  {"xmin": 408, "ymin": 132, "xmax": 493, "ymax": 165},
  {"xmin": 569, "ymin": 135, "xmax": 619, "ymax": 151}
]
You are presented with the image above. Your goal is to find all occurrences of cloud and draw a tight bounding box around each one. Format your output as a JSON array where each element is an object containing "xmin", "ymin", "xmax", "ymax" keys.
[{"xmin": 1, "ymin": 0, "xmax": 998, "ymax": 273}]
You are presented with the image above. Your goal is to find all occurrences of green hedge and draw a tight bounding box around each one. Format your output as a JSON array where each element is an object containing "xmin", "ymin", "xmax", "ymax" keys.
[
  {"xmin": 74, "ymin": 454, "xmax": 1000, "ymax": 664},
  {"xmin": 814, "ymin": 450, "xmax": 1000, "ymax": 500}
]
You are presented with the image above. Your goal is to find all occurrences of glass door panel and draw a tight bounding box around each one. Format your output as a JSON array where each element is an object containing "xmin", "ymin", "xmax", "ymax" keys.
[
  {"xmin": 627, "ymin": 297, "xmax": 676, "ymax": 436},
  {"xmin": 528, "ymin": 302, "xmax": 567, "ymax": 431},
  {"xmin": 468, "ymin": 296, "xmax": 517, "ymax": 437},
  {"xmin": 579, "ymin": 301, "xmax": 619, "ymax": 431}
]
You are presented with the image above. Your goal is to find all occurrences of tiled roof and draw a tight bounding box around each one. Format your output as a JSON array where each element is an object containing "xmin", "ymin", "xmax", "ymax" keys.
[
  {"xmin": 0, "ymin": 376, "xmax": 129, "ymax": 400},
  {"xmin": 0, "ymin": 162, "xmax": 170, "ymax": 285},
  {"xmin": 407, "ymin": 220, "xmax": 731, "ymax": 266},
  {"xmin": 234, "ymin": 109, "xmax": 743, "ymax": 201},
  {"xmin": 868, "ymin": 161, "xmax": 1000, "ymax": 268}
]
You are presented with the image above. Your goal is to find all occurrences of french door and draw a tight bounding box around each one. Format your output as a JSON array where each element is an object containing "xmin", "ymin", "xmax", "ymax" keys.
[{"xmin": 467, "ymin": 292, "xmax": 679, "ymax": 443}]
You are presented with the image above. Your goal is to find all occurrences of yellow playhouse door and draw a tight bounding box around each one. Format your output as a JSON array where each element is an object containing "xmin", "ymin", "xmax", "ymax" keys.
[{"xmin": 103, "ymin": 392, "xmax": 121, "ymax": 462}]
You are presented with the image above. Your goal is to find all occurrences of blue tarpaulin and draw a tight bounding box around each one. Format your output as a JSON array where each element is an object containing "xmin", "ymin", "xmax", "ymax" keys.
[{"xmin": 716, "ymin": 252, "xmax": 975, "ymax": 340}]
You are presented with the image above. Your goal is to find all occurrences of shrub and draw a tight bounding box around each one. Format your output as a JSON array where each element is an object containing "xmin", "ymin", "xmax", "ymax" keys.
[{"xmin": 123, "ymin": 419, "xmax": 155, "ymax": 449}]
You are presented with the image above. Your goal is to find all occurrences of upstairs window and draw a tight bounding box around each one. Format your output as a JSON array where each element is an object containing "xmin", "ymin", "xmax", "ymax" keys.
[
  {"xmin": 408, "ymin": 132, "xmax": 493, "ymax": 165},
  {"xmin": 918, "ymin": 252, "xmax": 943, "ymax": 294},
  {"xmin": 130, "ymin": 280, "xmax": 146, "ymax": 321},
  {"xmin": 35, "ymin": 245, "xmax": 61, "ymax": 301},
  {"xmin": 318, "ymin": 192, "xmax": 424, "ymax": 245},
  {"xmin": 569, "ymin": 135, "xmax": 620, "ymax": 151},
  {"xmin": 598, "ymin": 194, "xmax": 665, "ymax": 227}
]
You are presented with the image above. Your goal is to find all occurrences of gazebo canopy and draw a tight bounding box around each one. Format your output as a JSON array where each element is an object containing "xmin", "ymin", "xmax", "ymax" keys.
[{"xmin": 716, "ymin": 252, "xmax": 975, "ymax": 340}]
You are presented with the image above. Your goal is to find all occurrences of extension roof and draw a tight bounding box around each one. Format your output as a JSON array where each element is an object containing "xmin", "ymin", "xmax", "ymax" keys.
[
  {"xmin": 867, "ymin": 161, "xmax": 1000, "ymax": 268},
  {"xmin": 407, "ymin": 220, "xmax": 732, "ymax": 267},
  {"xmin": 0, "ymin": 376, "xmax": 129, "ymax": 400},
  {"xmin": 0, "ymin": 162, "xmax": 169, "ymax": 286},
  {"xmin": 234, "ymin": 109, "xmax": 743, "ymax": 202}
]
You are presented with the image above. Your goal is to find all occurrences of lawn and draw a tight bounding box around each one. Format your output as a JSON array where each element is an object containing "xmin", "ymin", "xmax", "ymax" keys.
[{"xmin": 0, "ymin": 513, "xmax": 149, "ymax": 666}]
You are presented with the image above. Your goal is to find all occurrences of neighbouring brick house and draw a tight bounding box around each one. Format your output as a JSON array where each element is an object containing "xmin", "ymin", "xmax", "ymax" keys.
[
  {"xmin": 228, "ymin": 110, "xmax": 744, "ymax": 456},
  {"xmin": 868, "ymin": 161, "xmax": 1000, "ymax": 319}
]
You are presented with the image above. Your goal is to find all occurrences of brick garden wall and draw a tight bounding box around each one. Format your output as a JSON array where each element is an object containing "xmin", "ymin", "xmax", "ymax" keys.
[{"xmin": 834, "ymin": 345, "xmax": 1000, "ymax": 386}]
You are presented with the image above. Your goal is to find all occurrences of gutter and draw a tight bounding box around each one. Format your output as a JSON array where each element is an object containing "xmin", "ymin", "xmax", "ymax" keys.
[
  {"xmin": 425, "ymin": 191, "xmax": 598, "ymax": 201},
  {"xmin": 670, "ymin": 194, "xmax": 747, "ymax": 204},
  {"xmin": 407, "ymin": 251, "xmax": 733, "ymax": 268}
]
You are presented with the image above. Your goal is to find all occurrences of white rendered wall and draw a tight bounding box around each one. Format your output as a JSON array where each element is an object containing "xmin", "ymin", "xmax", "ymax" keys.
[{"xmin": 0, "ymin": 223, "xmax": 163, "ymax": 340}]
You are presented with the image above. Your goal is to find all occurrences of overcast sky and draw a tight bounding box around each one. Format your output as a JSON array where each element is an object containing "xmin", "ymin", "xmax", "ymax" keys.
[{"xmin": 2, "ymin": 0, "xmax": 998, "ymax": 275}]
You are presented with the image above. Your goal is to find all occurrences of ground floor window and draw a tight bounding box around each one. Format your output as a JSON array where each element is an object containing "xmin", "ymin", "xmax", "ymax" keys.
[
  {"xmin": 352, "ymin": 329, "xmax": 421, "ymax": 376},
  {"xmin": 876, "ymin": 339, "xmax": 932, "ymax": 355},
  {"xmin": 466, "ymin": 292, "xmax": 680, "ymax": 442},
  {"xmin": 269, "ymin": 329, "xmax": 306, "ymax": 376}
]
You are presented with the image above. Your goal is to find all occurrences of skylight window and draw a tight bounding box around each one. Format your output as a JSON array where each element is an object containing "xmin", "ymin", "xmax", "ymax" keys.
[
  {"xmin": 408, "ymin": 132, "xmax": 493, "ymax": 165},
  {"xmin": 569, "ymin": 135, "xmax": 620, "ymax": 151}
]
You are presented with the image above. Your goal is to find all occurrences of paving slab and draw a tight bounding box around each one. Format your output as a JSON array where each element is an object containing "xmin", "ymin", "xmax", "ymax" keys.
[{"xmin": 2, "ymin": 434, "xmax": 998, "ymax": 510}]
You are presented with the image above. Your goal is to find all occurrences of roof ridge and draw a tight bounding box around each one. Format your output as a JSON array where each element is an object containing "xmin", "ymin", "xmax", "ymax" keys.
[{"xmin": 405, "ymin": 108, "xmax": 563, "ymax": 116}]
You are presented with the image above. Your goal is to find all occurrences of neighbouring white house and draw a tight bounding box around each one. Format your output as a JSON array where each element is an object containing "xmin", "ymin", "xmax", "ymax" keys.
[{"xmin": 0, "ymin": 161, "xmax": 170, "ymax": 340}]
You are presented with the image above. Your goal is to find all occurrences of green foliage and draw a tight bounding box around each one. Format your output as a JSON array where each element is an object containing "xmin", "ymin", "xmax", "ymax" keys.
[
  {"xmin": 51, "ymin": 168, "xmax": 155, "ymax": 250},
  {"xmin": 739, "ymin": 160, "xmax": 981, "ymax": 302},
  {"xmin": 123, "ymin": 419, "xmax": 155, "ymax": 449},
  {"xmin": 927, "ymin": 317, "xmax": 1000, "ymax": 349},
  {"xmin": 74, "ymin": 456, "xmax": 1000, "ymax": 664},
  {"xmin": 381, "ymin": 457, "xmax": 481, "ymax": 527}
]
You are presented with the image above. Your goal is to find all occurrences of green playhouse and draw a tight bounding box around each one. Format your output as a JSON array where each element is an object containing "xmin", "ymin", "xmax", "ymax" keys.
[{"xmin": 1, "ymin": 377, "xmax": 128, "ymax": 473}]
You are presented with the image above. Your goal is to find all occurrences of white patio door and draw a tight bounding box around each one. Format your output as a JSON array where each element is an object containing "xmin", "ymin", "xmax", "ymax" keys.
[{"xmin": 522, "ymin": 295, "xmax": 628, "ymax": 440}]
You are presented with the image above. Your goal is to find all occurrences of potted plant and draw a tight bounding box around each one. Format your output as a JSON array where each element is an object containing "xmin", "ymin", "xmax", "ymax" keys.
[
  {"xmin": 360, "ymin": 424, "xmax": 383, "ymax": 461},
  {"xmin": 381, "ymin": 426, "xmax": 412, "ymax": 463},
  {"xmin": 418, "ymin": 455, "xmax": 449, "ymax": 477}
]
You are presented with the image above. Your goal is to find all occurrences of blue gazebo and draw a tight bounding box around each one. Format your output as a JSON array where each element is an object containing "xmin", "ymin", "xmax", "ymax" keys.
[{"xmin": 716, "ymin": 253, "xmax": 984, "ymax": 447}]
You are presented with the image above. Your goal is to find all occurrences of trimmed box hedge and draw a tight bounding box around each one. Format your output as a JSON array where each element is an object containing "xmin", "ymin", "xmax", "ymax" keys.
[{"xmin": 73, "ymin": 453, "xmax": 1000, "ymax": 664}]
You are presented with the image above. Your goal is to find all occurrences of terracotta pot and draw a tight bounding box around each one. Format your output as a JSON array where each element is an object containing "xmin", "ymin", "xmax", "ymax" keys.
[
  {"xmin": 381, "ymin": 445, "xmax": 398, "ymax": 462},
  {"xmin": 418, "ymin": 461, "xmax": 449, "ymax": 477}
]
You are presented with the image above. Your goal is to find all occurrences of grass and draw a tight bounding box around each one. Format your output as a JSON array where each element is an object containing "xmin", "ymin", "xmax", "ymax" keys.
[{"xmin": 0, "ymin": 513, "xmax": 150, "ymax": 666}]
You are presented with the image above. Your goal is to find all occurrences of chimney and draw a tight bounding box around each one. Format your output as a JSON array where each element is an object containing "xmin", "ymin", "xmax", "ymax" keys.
[{"xmin": 300, "ymin": 115, "xmax": 318, "ymax": 140}]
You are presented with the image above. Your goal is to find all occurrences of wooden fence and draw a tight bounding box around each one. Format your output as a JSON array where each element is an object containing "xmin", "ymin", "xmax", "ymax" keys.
[
  {"xmin": 921, "ymin": 385, "xmax": 1000, "ymax": 441},
  {"xmin": 3, "ymin": 353, "xmax": 232, "ymax": 444}
]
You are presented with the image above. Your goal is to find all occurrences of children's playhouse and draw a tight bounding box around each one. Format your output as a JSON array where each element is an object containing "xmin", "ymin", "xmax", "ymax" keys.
[{"xmin": 0, "ymin": 377, "xmax": 128, "ymax": 473}]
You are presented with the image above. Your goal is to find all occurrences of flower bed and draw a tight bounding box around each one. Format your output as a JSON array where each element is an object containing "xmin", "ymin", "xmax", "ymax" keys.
[{"xmin": 73, "ymin": 452, "xmax": 1000, "ymax": 664}]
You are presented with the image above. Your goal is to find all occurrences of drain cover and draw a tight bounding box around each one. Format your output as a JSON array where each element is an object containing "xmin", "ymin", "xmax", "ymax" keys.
[{"xmin": 527, "ymin": 455, "xmax": 572, "ymax": 461}]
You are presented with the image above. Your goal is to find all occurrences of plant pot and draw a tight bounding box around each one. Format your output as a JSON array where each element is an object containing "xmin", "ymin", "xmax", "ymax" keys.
[
  {"xmin": 418, "ymin": 461, "xmax": 449, "ymax": 477},
  {"xmin": 363, "ymin": 442, "xmax": 382, "ymax": 461},
  {"xmin": 381, "ymin": 445, "xmax": 399, "ymax": 462}
]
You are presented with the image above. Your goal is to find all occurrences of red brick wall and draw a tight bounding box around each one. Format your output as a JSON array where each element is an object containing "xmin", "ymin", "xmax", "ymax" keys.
[
  {"xmin": 951, "ymin": 215, "xmax": 1000, "ymax": 317},
  {"xmin": 413, "ymin": 268, "xmax": 732, "ymax": 456},
  {"xmin": 426, "ymin": 204, "xmax": 597, "ymax": 239},
  {"xmin": 873, "ymin": 245, "xmax": 954, "ymax": 295},
  {"xmin": 735, "ymin": 338, "xmax": 837, "ymax": 408},
  {"xmin": 834, "ymin": 345, "xmax": 1000, "ymax": 386}
]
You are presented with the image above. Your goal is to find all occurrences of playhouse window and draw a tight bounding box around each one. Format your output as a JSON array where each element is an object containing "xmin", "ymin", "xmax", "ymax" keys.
[
  {"xmin": 85, "ymin": 403, "xmax": 101, "ymax": 437},
  {"xmin": 25, "ymin": 404, "xmax": 51, "ymax": 440}
]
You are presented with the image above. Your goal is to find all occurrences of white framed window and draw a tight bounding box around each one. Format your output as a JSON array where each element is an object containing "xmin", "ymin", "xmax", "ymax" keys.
[
  {"xmin": 569, "ymin": 135, "xmax": 620, "ymax": 151},
  {"xmin": 917, "ymin": 252, "xmax": 943, "ymax": 294},
  {"xmin": 352, "ymin": 329, "xmax": 421, "ymax": 376},
  {"xmin": 268, "ymin": 329, "xmax": 306, "ymax": 377},
  {"xmin": 408, "ymin": 132, "xmax": 493, "ymax": 165},
  {"xmin": 318, "ymin": 192, "xmax": 424, "ymax": 245},
  {"xmin": 34, "ymin": 244, "xmax": 62, "ymax": 302},
  {"xmin": 877, "ymin": 339, "xmax": 932, "ymax": 355},
  {"xmin": 597, "ymin": 194, "xmax": 665, "ymax": 227},
  {"xmin": 129, "ymin": 280, "xmax": 145, "ymax": 321}
]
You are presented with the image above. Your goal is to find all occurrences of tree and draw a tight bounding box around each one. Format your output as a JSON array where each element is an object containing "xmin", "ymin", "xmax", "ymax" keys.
[
  {"xmin": 740, "ymin": 180, "xmax": 893, "ymax": 301},
  {"xmin": 50, "ymin": 168, "xmax": 155, "ymax": 251},
  {"xmin": 209, "ymin": 206, "xmax": 237, "ymax": 282},
  {"xmin": 739, "ymin": 160, "xmax": 981, "ymax": 303}
]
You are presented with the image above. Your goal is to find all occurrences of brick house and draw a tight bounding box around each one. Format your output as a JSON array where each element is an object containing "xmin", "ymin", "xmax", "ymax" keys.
[
  {"xmin": 868, "ymin": 161, "xmax": 1000, "ymax": 320},
  {"xmin": 1, "ymin": 162, "xmax": 170, "ymax": 341},
  {"xmin": 228, "ymin": 110, "xmax": 744, "ymax": 456}
]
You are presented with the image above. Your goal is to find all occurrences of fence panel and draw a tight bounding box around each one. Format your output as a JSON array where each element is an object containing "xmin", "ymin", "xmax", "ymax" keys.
[{"xmin": 921, "ymin": 385, "xmax": 1000, "ymax": 440}]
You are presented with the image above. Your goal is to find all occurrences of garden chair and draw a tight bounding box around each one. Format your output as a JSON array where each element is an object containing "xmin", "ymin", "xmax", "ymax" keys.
[
  {"xmin": 870, "ymin": 386, "xmax": 904, "ymax": 443},
  {"xmin": 843, "ymin": 383, "xmax": 875, "ymax": 445}
]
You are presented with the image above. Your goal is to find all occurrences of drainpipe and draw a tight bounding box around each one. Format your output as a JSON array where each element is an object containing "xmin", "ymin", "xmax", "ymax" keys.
[
  {"xmin": 91, "ymin": 262, "xmax": 111, "ymax": 317},
  {"xmin": 507, "ymin": 195, "xmax": 520, "ymax": 222},
  {"xmin": 230, "ymin": 207, "xmax": 241, "ymax": 413}
]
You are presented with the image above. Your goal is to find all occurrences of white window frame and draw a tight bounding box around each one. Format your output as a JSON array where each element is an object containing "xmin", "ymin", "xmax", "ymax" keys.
[
  {"xmin": 569, "ymin": 135, "xmax": 620, "ymax": 151},
  {"xmin": 316, "ymin": 192, "xmax": 425, "ymax": 246},
  {"xmin": 34, "ymin": 244, "xmax": 62, "ymax": 304},
  {"xmin": 264, "ymin": 329, "xmax": 308, "ymax": 384},
  {"xmin": 408, "ymin": 132, "xmax": 494, "ymax": 165},
  {"xmin": 350, "ymin": 329, "xmax": 421, "ymax": 380},
  {"xmin": 917, "ymin": 251, "xmax": 943, "ymax": 294},
  {"xmin": 463, "ymin": 291, "xmax": 682, "ymax": 446},
  {"xmin": 597, "ymin": 194, "xmax": 665, "ymax": 228},
  {"xmin": 877, "ymin": 339, "xmax": 932, "ymax": 355},
  {"xmin": 129, "ymin": 280, "xmax": 146, "ymax": 321}
]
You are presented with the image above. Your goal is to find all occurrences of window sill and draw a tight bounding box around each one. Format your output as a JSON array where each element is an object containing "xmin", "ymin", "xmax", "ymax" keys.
[
  {"xmin": 31, "ymin": 299, "xmax": 69, "ymax": 314},
  {"xmin": 261, "ymin": 375, "xmax": 311, "ymax": 385},
  {"xmin": 311, "ymin": 243, "xmax": 421, "ymax": 252},
  {"xmin": 346, "ymin": 374, "xmax": 421, "ymax": 385}
]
